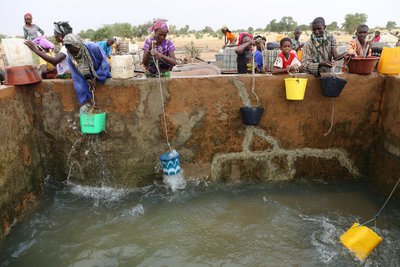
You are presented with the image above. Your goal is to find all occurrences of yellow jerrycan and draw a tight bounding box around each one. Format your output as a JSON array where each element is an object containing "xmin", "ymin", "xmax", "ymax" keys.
[{"xmin": 340, "ymin": 222, "xmax": 382, "ymax": 260}]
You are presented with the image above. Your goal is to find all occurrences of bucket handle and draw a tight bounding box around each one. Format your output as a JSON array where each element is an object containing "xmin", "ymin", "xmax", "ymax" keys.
[{"xmin": 287, "ymin": 64, "xmax": 299, "ymax": 78}]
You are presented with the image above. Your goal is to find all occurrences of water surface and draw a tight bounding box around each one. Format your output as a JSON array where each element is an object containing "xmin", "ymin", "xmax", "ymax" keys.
[{"xmin": 1, "ymin": 179, "xmax": 399, "ymax": 266}]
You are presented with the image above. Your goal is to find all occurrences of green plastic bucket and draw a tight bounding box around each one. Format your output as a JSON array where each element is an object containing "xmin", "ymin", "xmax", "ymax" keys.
[{"xmin": 80, "ymin": 112, "xmax": 106, "ymax": 134}]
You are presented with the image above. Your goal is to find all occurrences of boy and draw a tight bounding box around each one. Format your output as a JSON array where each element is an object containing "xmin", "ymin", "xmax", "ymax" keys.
[
  {"xmin": 272, "ymin": 38, "xmax": 302, "ymax": 74},
  {"xmin": 346, "ymin": 25, "xmax": 371, "ymax": 57}
]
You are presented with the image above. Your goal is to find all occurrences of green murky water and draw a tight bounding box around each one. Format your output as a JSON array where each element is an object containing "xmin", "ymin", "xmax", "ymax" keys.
[{"xmin": 1, "ymin": 179, "xmax": 399, "ymax": 266}]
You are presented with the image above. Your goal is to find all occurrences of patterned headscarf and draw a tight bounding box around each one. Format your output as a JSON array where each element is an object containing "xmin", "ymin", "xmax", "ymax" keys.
[
  {"xmin": 148, "ymin": 20, "xmax": 169, "ymax": 34},
  {"xmin": 32, "ymin": 36, "xmax": 55, "ymax": 50},
  {"xmin": 54, "ymin": 21, "xmax": 73, "ymax": 37},
  {"xmin": 24, "ymin": 13, "xmax": 32, "ymax": 19},
  {"xmin": 238, "ymin": 32, "xmax": 254, "ymax": 46},
  {"xmin": 63, "ymin": 34, "xmax": 98, "ymax": 79}
]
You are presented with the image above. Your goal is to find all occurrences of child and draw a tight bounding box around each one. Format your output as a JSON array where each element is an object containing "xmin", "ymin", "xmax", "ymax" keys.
[
  {"xmin": 23, "ymin": 13, "xmax": 44, "ymax": 40},
  {"xmin": 222, "ymin": 26, "xmax": 237, "ymax": 47},
  {"xmin": 254, "ymin": 35, "xmax": 266, "ymax": 73},
  {"xmin": 235, "ymin": 33, "xmax": 255, "ymax": 74},
  {"xmin": 346, "ymin": 24, "xmax": 371, "ymax": 57},
  {"xmin": 32, "ymin": 36, "xmax": 57, "ymax": 79},
  {"xmin": 272, "ymin": 38, "xmax": 302, "ymax": 74}
]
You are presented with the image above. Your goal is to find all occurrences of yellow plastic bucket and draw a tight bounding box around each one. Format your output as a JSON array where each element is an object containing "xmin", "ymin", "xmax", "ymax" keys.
[
  {"xmin": 340, "ymin": 222, "xmax": 382, "ymax": 260},
  {"xmin": 377, "ymin": 47, "xmax": 400, "ymax": 75},
  {"xmin": 284, "ymin": 78, "xmax": 307, "ymax": 100}
]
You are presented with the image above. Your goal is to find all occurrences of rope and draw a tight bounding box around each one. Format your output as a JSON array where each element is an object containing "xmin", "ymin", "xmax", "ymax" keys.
[
  {"xmin": 251, "ymin": 46, "xmax": 259, "ymax": 105},
  {"xmin": 360, "ymin": 177, "xmax": 400, "ymax": 227},
  {"xmin": 323, "ymin": 98, "xmax": 335, "ymax": 136},
  {"xmin": 151, "ymin": 41, "xmax": 172, "ymax": 151}
]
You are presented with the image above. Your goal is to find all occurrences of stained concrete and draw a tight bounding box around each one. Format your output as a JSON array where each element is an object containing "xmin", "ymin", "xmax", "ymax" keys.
[{"xmin": 1, "ymin": 73, "xmax": 399, "ymax": 239}]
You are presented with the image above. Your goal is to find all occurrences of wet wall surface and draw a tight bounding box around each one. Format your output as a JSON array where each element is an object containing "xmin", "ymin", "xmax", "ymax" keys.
[{"xmin": 1, "ymin": 73, "xmax": 398, "ymax": 238}]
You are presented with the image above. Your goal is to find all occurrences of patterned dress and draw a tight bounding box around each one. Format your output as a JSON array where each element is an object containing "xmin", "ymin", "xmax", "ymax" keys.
[{"xmin": 143, "ymin": 37, "xmax": 175, "ymax": 75}]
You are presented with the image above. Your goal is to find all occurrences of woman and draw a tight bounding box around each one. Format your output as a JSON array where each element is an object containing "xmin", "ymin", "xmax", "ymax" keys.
[
  {"xmin": 63, "ymin": 34, "xmax": 111, "ymax": 110},
  {"xmin": 302, "ymin": 17, "xmax": 347, "ymax": 76},
  {"xmin": 142, "ymin": 20, "xmax": 177, "ymax": 77},
  {"xmin": 24, "ymin": 21, "xmax": 73, "ymax": 78},
  {"xmin": 235, "ymin": 32, "xmax": 255, "ymax": 74},
  {"xmin": 23, "ymin": 13, "xmax": 44, "ymax": 40}
]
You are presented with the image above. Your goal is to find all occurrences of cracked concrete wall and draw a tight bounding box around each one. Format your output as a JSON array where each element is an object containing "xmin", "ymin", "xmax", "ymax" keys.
[
  {"xmin": 1, "ymin": 74, "xmax": 393, "ymax": 238},
  {"xmin": 0, "ymin": 85, "xmax": 44, "ymax": 239},
  {"xmin": 370, "ymin": 76, "xmax": 400, "ymax": 199}
]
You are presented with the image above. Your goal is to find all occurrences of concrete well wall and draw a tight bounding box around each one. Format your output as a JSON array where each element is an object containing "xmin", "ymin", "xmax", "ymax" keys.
[{"xmin": 1, "ymin": 73, "xmax": 399, "ymax": 238}]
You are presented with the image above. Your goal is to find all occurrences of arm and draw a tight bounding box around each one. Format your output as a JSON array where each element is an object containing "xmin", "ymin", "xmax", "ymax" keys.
[
  {"xmin": 24, "ymin": 40, "xmax": 66, "ymax": 65},
  {"xmin": 36, "ymin": 25, "xmax": 44, "ymax": 36},
  {"xmin": 154, "ymin": 50, "xmax": 176, "ymax": 66},
  {"xmin": 235, "ymin": 40, "xmax": 255, "ymax": 55},
  {"xmin": 23, "ymin": 27, "xmax": 28, "ymax": 40}
]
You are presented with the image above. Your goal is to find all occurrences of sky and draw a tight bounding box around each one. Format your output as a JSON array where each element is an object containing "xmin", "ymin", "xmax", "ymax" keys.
[{"xmin": 1, "ymin": 0, "xmax": 399, "ymax": 37}]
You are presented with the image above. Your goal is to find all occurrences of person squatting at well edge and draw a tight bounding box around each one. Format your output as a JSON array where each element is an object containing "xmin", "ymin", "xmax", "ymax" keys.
[
  {"xmin": 63, "ymin": 34, "xmax": 111, "ymax": 113},
  {"xmin": 142, "ymin": 20, "xmax": 177, "ymax": 77},
  {"xmin": 23, "ymin": 13, "xmax": 44, "ymax": 40}
]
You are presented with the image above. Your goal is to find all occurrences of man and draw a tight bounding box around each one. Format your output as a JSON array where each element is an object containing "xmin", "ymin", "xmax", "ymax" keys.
[
  {"xmin": 97, "ymin": 37, "xmax": 116, "ymax": 57},
  {"xmin": 302, "ymin": 17, "xmax": 348, "ymax": 76}
]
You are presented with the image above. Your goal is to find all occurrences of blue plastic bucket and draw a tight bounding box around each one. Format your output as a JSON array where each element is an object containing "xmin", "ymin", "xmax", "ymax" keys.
[
  {"xmin": 240, "ymin": 106, "xmax": 264, "ymax": 125},
  {"xmin": 160, "ymin": 150, "xmax": 181, "ymax": 176}
]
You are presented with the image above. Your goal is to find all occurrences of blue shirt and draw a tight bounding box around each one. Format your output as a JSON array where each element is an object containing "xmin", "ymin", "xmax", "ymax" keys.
[
  {"xmin": 68, "ymin": 42, "xmax": 111, "ymax": 104},
  {"xmin": 254, "ymin": 50, "xmax": 264, "ymax": 72},
  {"xmin": 97, "ymin": 41, "xmax": 112, "ymax": 56}
]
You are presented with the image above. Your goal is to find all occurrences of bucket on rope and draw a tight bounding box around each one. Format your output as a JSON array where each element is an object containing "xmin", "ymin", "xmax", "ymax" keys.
[
  {"xmin": 160, "ymin": 150, "xmax": 181, "ymax": 176},
  {"xmin": 240, "ymin": 106, "xmax": 264, "ymax": 125},
  {"xmin": 80, "ymin": 112, "xmax": 106, "ymax": 134},
  {"xmin": 284, "ymin": 77, "xmax": 307, "ymax": 100},
  {"xmin": 320, "ymin": 76, "xmax": 347, "ymax": 97},
  {"xmin": 340, "ymin": 222, "xmax": 382, "ymax": 260}
]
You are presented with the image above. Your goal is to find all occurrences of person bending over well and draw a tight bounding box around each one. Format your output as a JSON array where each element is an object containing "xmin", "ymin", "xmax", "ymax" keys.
[{"xmin": 63, "ymin": 34, "xmax": 111, "ymax": 113}]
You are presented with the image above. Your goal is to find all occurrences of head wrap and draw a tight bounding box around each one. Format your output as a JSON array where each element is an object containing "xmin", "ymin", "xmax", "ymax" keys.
[
  {"xmin": 32, "ymin": 36, "xmax": 55, "ymax": 50},
  {"xmin": 24, "ymin": 13, "xmax": 32, "ymax": 19},
  {"xmin": 148, "ymin": 20, "xmax": 169, "ymax": 34},
  {"xmin": 54, "ymin": 21, "xmax": 73, "ymax": 37},
  {"xmin": 63, "ymin": 34, "xmax": 98, "ymax": 79},
  {"xmin": 238, "ymin": 32, "xmax": 253, "ymax": 46}
]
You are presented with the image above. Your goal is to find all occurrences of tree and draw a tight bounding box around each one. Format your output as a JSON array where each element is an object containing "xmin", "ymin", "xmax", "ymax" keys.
[
  {"xmin": 386, "ymin": 21, "xmax": 397, "ymax": 30},
  {"xmin": 266, "ymin": 17, "xmax": 298, "ymax": 32},
  {"xmin": 327, "ymin": 22, "xmax": 339, "ymax": 31},
  {"xmin": 201, "ymin": 26, "xmax": 214, "ymax": 34},
  {"xmin": 297, "ymin": 24, "xmax": 309, "ymax": 32},
  {"xmin": 247, "ymin": 27, "xmax": 254, "ymax": 33},
  {"xmin": 178, "ymin": 25, "xmax": 189, "ymax": 36},
  {"xmin": 278, "ymin": 16, "xmax": 298, "ymax": 32},
  {"xmin": 266, "ymin": 19, "xmax": 279, "ymax": 32},
  {"xmin": 78, "ymin": 29, "xmax": 95, "ymax": 40},
  {"xmin": 342, "ymin": 13, "xmax": 368, "ymax": 34}
]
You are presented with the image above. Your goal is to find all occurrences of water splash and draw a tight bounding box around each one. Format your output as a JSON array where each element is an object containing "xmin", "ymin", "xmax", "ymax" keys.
[{"xmin": 163, "ymin": 171, "xmax": 187, "ymax": 192}]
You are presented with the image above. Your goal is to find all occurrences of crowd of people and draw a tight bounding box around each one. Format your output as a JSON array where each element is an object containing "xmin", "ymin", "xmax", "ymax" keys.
[{"xmin": 9, "ymin": 13, "xmax": 393, "ymax": 110}]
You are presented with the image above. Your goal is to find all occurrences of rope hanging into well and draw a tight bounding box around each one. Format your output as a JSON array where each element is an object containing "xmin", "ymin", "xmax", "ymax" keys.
[
  {"xmin": 251, "ymin": 45, "xmax": 259, "ymax": 105},
  {"xmin": 360, "ymin": 177, "xmax": 400, "ymax": 227},
  {"xmin": 323, "ymin": 98, "xmax": 335, "ymax": 136},
  {"xmin": 151, "ymin": 41, "xmax": 172, "ymax": 151}
]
